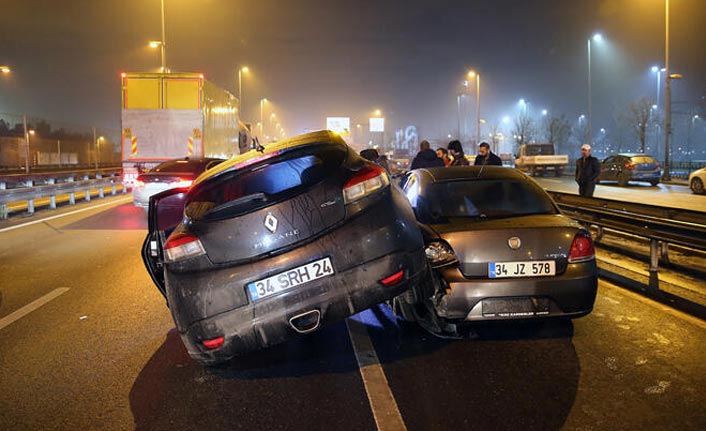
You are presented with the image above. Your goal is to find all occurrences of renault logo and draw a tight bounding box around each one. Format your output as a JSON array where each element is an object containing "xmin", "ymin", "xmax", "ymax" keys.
[
  {"xmin": 508, "ymin": 237, "xmax": 521, "ymax": 250},
  {"xmin": 264, "ymin": 213, "xmax": 278, "ymax": 233}
]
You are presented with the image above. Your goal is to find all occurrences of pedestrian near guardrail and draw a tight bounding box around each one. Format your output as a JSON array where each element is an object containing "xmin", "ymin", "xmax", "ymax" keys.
[{"xmin": 575, "ymin": 144, "xmax": 600, "ymax": 197}]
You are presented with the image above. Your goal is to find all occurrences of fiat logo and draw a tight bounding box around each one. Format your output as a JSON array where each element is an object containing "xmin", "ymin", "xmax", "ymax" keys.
[
  {"xmin": 508, "ymin": 237, "xmax": 521, "ymax": 250},
  {"xmin": 264, "ymin": 213, "xmax": 278, "ymax": 233}
]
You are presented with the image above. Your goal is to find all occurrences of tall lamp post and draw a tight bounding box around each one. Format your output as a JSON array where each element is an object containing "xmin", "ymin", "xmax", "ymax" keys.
[
  {"xmin": 238, "ymin": 66, "xmax": 249, "ymax": 120},
  {"xmin": 587, "ymin": 33, "xmax": 603, "ymax": 146},
  {"xmin": 467, "ymin": 70, "xmax": 481, "ymax": 145},
  {"xmin": 259, "ymin": 98, "xmax": 268, "ymax": 140}
]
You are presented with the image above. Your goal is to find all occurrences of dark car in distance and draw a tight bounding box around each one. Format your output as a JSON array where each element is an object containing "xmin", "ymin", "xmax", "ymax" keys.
[
  {"xmin": 396, "ymin": 166, "xmax": 597, "ymax": 335},
  {"xmin": 132, "ymin": 157, "xmax": 225, "ymax": 210},
  {"xmin": 598, "ymin": 154, "xmax": 661, "ymax": 186},
  {"xmin": 142, "ymin": 130, "xmax": 427, "ymax": 365}
]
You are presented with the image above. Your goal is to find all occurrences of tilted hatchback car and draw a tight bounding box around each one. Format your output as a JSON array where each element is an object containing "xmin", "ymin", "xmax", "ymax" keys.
[
  {"xmin": 689, "ymin": 166, "xmax": 706, "ymax": 194},
  {"xmin": 142, "ymin": 131, "xmax": 426, "ymax": 365},
  {"xmin": 397, "ymin": 166, "xmax": 597, "ymax": 335}
]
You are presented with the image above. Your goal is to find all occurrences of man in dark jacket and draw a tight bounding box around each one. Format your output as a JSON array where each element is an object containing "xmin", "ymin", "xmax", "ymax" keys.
[
  {"xmin": 575, "ymin": 144, "xmax": 601, "ymax": 197},
  {"xmin": 474, "ymin": 142, "xmax": 503, "ymax": 166},
  {"xmin": 410, "ymin": 140, "xmax": 445, "ymax": 169}
]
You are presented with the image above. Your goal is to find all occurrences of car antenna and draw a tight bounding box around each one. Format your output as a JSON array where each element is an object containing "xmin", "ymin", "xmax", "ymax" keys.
[{"xmin": 252, "ymin": 136, "xmax": 265, "ymax": 153}]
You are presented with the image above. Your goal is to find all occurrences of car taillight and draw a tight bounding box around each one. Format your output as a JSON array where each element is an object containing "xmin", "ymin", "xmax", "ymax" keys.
[
  {"xmin": 343, "ymin": 165, "xmax": 390, "ymax": 204},
  {"xmin": 568, "ymin": 232, "xmax": 595, "ymax": 263},
  {"xmin": 624, "ymin": 163, "xmax": 636, "ymax": 170},
  {"xmin": 170, "ymin": 179, "xmax": 193, "ymax": 188},
  {"xmin": 164, "ymin": 232, "xmax": 205, "ymax": 263},
  {"xmin": 133, "ymin": 175, "xmax": 144, "ymax": 187},
  {"xmin": 380, "ymin": 269, "xmax": 405, "ymax": 287},
  {"xmin": 655, "ymin": 163, "xmax": 661, "ymax": 169},
  {"xmin": 202, "ymin": 336, "xmax": 224, "ymax": 350}
]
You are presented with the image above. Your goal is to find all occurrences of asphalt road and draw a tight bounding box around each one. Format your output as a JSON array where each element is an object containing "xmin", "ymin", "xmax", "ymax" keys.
[{"xmin": 1, "ymin": 196, "xmax": 705, "ymax": 430}]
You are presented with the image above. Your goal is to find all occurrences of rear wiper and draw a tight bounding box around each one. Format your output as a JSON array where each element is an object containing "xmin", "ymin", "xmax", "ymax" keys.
[{"xmin": 206, "ymin": 192, "xmax": 268, "ymax": 216}]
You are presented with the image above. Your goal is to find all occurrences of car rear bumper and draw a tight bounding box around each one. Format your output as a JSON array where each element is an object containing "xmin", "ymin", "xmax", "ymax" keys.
[
  {"xmin": 177, "ymin": 249, "xmax": 426, "ymax": 365},
  {"xmin": 435, "ymin": 260, "xmax": 598, "ymax": 321}
]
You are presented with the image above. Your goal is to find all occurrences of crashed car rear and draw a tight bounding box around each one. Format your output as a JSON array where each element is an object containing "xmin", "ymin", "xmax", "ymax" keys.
[{"xmin": 142, "ymin": 130, "xmax": 426, "ymax": 365}]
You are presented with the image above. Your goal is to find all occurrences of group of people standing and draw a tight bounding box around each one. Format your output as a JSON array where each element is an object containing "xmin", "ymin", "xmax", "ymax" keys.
[{"xmin": 410, "ymin": 140, "xmax": 503, "ymax": 170}]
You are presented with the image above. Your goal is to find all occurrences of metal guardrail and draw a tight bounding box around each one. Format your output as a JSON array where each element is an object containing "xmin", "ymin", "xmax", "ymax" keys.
[
  {"xmin": 0, "ymin": 166, "xmax": 122, "ymax": 185},
  {"xmin": 0, "ymin": 174, "xmax": 124, "ymax": 219},
  {"xmin": 548, "ymin": 191, "xmax": 706, "ymax": 289}
]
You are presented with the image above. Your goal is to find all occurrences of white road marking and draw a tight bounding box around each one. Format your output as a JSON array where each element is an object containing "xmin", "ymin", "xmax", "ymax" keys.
[
  {"xmin": 0, "ymin": 288, "xmax": 70, "ymax": 331},
  {"xmin": 346, "ymin": 317, "xmax": 407, "ymax": 431},
  {"xmin": 0, "ymin": 196, "xmax": 132, "ymax": 234}
]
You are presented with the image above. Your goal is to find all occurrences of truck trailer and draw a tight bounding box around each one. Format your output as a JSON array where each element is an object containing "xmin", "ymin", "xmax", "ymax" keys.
[{"xmin": 120, "ymin": 72, "xmax": 251, "ymax": 187}]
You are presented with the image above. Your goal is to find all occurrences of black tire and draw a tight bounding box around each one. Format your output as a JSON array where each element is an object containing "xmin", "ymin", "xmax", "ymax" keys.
[
  {"xmin": 691, "ymin": 177, "xmax": 705, "ymax": 195},
  {"xmin": 554, "ymin": 167, "xmax": 561, "ymax": 177},
  {"xmin": 617, "ymin": 174, "xmax": 629, "ymax": 187},
  {"xmin": 530, "ymin": 166, "xmax": 537, "ymax": 177},
  {"xmin": 650, "ymin": 180, "xmax": 659, "ymax": 187}
]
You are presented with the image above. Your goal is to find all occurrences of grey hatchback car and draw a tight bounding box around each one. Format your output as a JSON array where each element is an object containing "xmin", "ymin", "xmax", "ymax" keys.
[
  {"xmin": 396, "ymin": 166, "xmax": 597, "ymax": 335},
  {"xmin": 598, "ymin": 154, "xmax": 661, "ymax": 186},
  {"xmin": 142, "ymin": 131, "xmax": 427, "ymax": 365}
]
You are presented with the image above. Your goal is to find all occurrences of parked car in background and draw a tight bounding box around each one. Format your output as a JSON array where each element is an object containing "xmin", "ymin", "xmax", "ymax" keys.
[
  {"xmin": 397, "ymin": 166, "xmax": 598, "ymax": 336},
  {"xmin": 598, "ymin": 154, "xmax": 661, "ymax": 186},
  {"xmin": 142, "ymin": 130, "xmax": 427, "ymax": 366},
  {"xmin": 689, "ymin": 167, "xmax": 706, "ymax": 194},
  {"xmin": 132, "ymin": 157, "xmax": 225, "ymax": 210}
]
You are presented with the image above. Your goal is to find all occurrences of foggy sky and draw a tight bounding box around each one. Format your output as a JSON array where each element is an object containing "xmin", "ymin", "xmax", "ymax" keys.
[{"xmin": 0, "ymin": 0, "xmax": 704, "ymax": 142}]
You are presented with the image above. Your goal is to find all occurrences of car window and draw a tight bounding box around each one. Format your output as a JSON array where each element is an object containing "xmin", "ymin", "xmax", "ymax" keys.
[
  {"xmin": 152, "ymin": 159, "xmax": 211, "ymax": 173},
  {"xmin": 417, "ymin": 179, "xmax": 557, "ymax": 223},
  {"xmin": 630, "ymin": 156, "xmax": 655, "ymax": 164},
  {"xmin": 185, "ymin": 146, "xmax": 345, "ymax": 220},
  {"xmin": 603, "ymin": 156, "xmax": 614, "ymax": 164}
]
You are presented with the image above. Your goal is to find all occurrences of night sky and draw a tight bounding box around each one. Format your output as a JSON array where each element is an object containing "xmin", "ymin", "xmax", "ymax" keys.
[{"xmin": 1, "ymin": 0, "xmax": 704, "ymax": 146}]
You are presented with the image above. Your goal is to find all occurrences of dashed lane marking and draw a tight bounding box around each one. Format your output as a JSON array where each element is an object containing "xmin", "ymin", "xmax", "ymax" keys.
[
  {"xmin": 0, "ymin": 288, "xmax": 70, "ymax": 331},
  {"xmin": 346, "ymin": 317, "xmax": 407, "ymax": 431}
]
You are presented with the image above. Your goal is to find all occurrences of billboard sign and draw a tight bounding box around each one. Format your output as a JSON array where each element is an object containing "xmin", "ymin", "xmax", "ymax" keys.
[
  {"xmin": 326, "ymin": 117, "xmax": 350, "ymax": 136},
  {"xmin": 369, "ymin": 117, "xmax": 385, "ymax": 132}
]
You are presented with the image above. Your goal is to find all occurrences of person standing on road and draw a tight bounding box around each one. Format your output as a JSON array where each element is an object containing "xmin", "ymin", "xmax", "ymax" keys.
[
  {"xmin": 436, "ymin": 147, "xmax": 452, "ymax": 166},
  {"xmin": 410, "ymin": 140, "xmax": 445, "ymax": 170},
  {"xmin": 575, "ymin": 143, "xmax": 601, "ymax": 197},
  {"xmin": 474, "ymin": 142, "xmax": 503, "ymax": 166},
  {"xmin": 447, "ymin": 140, "xmax": 469, "ymax": 166}
]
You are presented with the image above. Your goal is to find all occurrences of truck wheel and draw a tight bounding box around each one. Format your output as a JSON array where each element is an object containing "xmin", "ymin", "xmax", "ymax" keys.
[
  {"xmin": 530, "ymin": 167, "xmax": 537, "ymax": 177},
  {"xmin": 554, "ymin": 167, "xmax": 561, "ymax": 177}
]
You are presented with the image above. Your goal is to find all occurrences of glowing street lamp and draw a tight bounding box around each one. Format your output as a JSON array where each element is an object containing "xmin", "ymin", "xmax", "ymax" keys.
[{"xmin": 467, "ymin": 69, "xmax": 481, "ymax": 144}]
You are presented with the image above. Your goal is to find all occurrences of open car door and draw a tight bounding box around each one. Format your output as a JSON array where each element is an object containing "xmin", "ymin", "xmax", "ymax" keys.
[{"xmin": 141, "ymin": 187, "xmax": 189, "ymax": 301}]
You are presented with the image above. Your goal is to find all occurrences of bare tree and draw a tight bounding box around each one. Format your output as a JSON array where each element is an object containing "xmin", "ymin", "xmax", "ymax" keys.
[
  {"xmin": 512, "ymin": 114, "xmax": 535, "ymax": 154},
  {"xmin": 625, "ymin": 97, "xmax": 654, "ymax": 153},
  {"xmin": 543, "ymin": 114, "xmax": 572, "ymax": 154}
]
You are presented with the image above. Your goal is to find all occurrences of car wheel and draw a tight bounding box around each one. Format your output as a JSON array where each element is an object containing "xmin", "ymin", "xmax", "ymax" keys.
[
  {"xmin": 691, "ymin": 177, "xmax": 705, "ymax": 194},
  {"xmin": 650, "ymin": 180, "xmax": 659, "ymax": 187},
  {"xmin": 617, "ymin": 174, "xmax": 629, "ymax": 187}
]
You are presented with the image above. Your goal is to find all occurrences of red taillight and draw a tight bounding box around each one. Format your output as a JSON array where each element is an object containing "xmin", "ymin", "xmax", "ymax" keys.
[
  {"xmin": 624, "ymin": 163, "xmax": 636, "ymax": 170},
  {"xmin": 655, "ymin": 163, "xmax": 661, "ymax": 169},
  {"xmin": 380, "ymin": 269, "xmax": 404, "ymax": 287},
  {"xmin": 568, "ymin": 232, "xmax": 595, "ymax": 263},
  {"xmin": 343, "ymin": 165, "xmax": 390, "ymax": 204},
  {"xmin": 202, "ymin": 336, "xmax": 224, "ymax": 350},
  {"xmin": 170, "ymin": 179, "xmax": 193, "ymax": 188},
  {"xmin": 134, "ymin": 175, "xmax": 145, "ymax": 187},
  {"xmin": 164, "ymin": 232, "xmax": 205, "ymax": 262}
]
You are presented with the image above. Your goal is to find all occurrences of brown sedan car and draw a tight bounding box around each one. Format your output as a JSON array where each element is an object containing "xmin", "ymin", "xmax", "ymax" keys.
[{"xmin": 396, "ymin": 166, "xmax": 598, "ymax": 335}]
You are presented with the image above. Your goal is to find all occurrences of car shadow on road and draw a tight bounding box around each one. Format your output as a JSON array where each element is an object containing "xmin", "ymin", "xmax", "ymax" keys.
[
  {"xmin": 365, "ymin": 305, "xmax": 581, "ymax": 431},
  {"xmin": 129, "ymin": 305, "xmax": 579, "ymax": 431},
  {"xmin": 62, "ymin": 203, "xmax": 146, "ymax": 230}
]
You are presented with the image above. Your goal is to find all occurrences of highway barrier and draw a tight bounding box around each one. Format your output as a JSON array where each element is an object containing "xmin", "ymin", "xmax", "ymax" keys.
[
  {"xmin": 548, "ymin": 191, "xmax": 706, "ymax": 290},
  {"xmin": 0, "ymin": 173, "xmax": 124, "ymax": 219}
]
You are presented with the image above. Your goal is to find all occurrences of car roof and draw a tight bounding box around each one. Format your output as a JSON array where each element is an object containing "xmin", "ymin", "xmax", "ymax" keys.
[
  {"xmin": 413, "ymin": 166, "xmax": 529, "ymax": 183},
  {"xmin": 193, "ymin": 130, "xmax": 347, "ymax": 186},
  {"xmin": 613, "ymin": 153, "xmax": 656, "ymax": 158}
]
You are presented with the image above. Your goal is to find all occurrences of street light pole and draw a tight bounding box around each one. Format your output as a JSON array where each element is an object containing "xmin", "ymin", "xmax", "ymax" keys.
[
  {"xmin": 238, "ymin": 66, "xmax": 249, "ymax": 121},
  {"xmin": 587, "ymin": 38, "xmax": 592, "ymax": 146},
  {"xmin": 476, "ymin": 74, "xmax": 481, "ymax": 145},
  {"xmin": 160, "ymin": 0, "xmax": 167, "ymax": 73},
  {"xmin": 662, "ymin": 0, "xmax": 672, "ymax": 181}
]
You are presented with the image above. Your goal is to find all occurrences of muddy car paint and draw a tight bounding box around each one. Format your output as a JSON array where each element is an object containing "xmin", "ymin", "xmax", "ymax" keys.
[{"xmin": 142, "ymin": 130, "xmax": 426, "ymax": 365}]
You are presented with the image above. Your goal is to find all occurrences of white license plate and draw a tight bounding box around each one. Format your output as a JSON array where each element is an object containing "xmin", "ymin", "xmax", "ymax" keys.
[
  {"xmin": 488, "ymin": 260, "xmax": 556, "ymax": 278},
  {"xmin": 248, "ymin": 257, "xmax": 334, "ymax": 301}
]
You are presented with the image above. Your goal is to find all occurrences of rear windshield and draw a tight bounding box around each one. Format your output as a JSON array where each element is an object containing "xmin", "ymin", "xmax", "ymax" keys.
[
  {"xmin": 525, "ymin": 145, "xmax": 554, "ymax": 156},
  {"xmin": 185, "ymin": 146, "xmax": 346, "ymax": 220},
  {"xmin": 417, "ymin": 179, "xmax": 557, "ymax": 222},
  {"xmin": 151, "ymin": 159, "xmax": 222, "ymax": 174},
  {"xmin": 629, "ymin": 156, "xmax": 656, "ymax": 164}
]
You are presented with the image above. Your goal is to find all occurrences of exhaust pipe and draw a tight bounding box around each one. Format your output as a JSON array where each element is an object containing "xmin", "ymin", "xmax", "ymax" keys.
[{"xmin": 289, "ymin": 310, "xmax": 321, "ymax": 334}]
